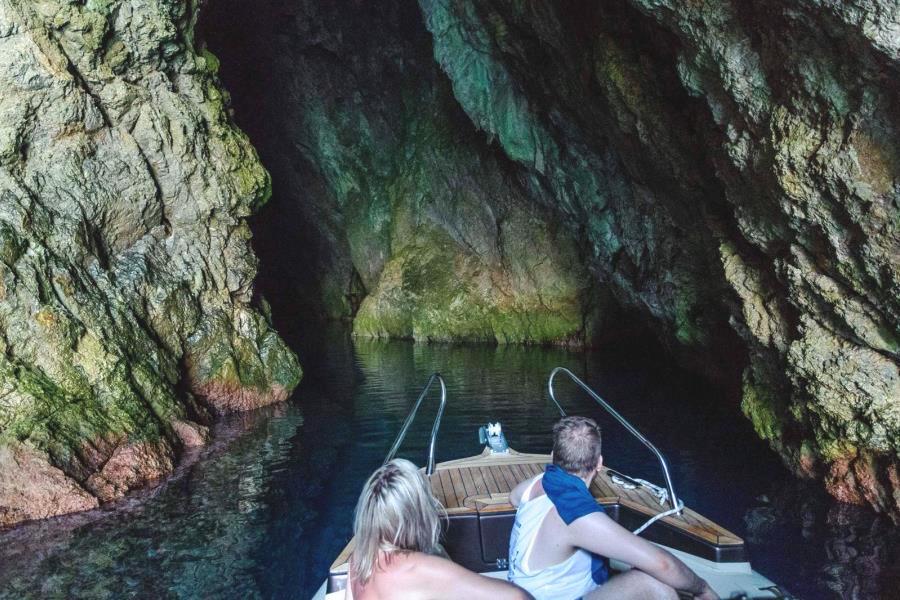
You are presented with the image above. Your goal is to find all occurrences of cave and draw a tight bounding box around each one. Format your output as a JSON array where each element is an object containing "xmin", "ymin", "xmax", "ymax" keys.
[
  {"xmin": 196, "ymin": 0, "xmax": 900, "ymax": 514},
  {"xmin": 0, "ymin": 0, "xmax": 898, "ymax": 598},
  {"xmin": 197, "ymin": 0, "xmax": 745, "ymax": 361}
]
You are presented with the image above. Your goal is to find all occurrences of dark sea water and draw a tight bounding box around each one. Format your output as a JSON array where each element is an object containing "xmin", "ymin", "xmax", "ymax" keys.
[{"xmin": 1, "ymin": 328, "xmax": 898, "ymax": 599}]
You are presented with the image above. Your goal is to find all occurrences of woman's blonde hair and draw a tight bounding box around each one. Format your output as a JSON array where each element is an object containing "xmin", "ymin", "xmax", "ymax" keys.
[{"xmin": 350, "ymin": 458, "xmax": 444, "ymax": 585}]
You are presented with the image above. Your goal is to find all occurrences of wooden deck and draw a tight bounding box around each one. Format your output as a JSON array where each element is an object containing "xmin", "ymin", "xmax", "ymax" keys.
[
  {"xmin": 332, "ymin": 449, "xmax": 742, "ymax": 572},
  {"xmin": 431, "ymin": 449, "xmax": 742, "ymax": 547}
]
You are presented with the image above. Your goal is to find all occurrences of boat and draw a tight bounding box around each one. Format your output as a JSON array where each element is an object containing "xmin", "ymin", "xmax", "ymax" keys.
[{"xmin": 314, "ymin": 368, "xmax": 794, "ymax": 599}]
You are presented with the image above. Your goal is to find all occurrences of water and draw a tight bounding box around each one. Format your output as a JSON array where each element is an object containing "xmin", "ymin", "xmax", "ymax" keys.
[{"xmin": 1, "ymin": 328, "xmax": 898, "ymax": 599}]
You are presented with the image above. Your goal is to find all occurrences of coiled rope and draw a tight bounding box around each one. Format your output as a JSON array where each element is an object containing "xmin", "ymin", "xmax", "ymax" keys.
[{"xmin": 609, "ymin": 472, "xmax": 685, "ymax": 535}]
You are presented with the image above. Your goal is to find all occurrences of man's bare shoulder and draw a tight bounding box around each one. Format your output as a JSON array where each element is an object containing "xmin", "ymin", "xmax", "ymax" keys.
[
  {"xmin": 568, "ymin": 509, "xmax": 621, "ymax": 537},
  {"xmin": 570, "ymin": 508, "xmax": 614, "ymax": 526},
  {"xmin": 510, "ymin": 474, "xmax": 543, "ymax": 507}
]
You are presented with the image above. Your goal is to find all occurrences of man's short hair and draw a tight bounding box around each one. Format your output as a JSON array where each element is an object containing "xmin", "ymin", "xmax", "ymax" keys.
[{"xmin": 552, "ymin": 416, "xmax": 602, "ymax": 477}]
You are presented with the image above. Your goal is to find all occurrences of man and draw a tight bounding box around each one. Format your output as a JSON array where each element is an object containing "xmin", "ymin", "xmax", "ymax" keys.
[{"xmin": 508, "ymin": 416, "xmax": 719, "ymax": 600}]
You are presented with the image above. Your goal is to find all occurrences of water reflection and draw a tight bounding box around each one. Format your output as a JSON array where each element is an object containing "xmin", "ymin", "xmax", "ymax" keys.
[
  {"xmin": 744, "ymin": 480, "xmax": 900, "ymax": 599},
  {"xmin": 0, "ymin": 404, "xmax": 304, "ymax": 599},
  {"xmin": 1, "ymin": 329, "xmax": 898, "ymax": 599}
]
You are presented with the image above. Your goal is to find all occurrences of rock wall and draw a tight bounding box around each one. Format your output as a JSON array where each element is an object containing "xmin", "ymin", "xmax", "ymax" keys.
[
  {"xmin": 2, "ymin": 0, "xmax": 893, "ymax": 524},
  {"xmin": 416, "ymin": 0, "xmax": 900, "ymax": 516},
  {"xmin": 201, "ymin": 0, "xmax": 599, "ymax": 346},
  {"xmin": 0, "ymin": 0, "xmax": 301, "ymax": 528}
]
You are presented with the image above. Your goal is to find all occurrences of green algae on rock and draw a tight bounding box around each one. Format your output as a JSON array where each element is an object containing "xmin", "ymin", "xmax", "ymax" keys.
[
  {"xmin": 201, "ymin": 0, "xmax": 595, "ymax": 347},
  {"xmin": 199, "ymin": 0, "xmax": 898, "ymax": 517},
  {"xmin": 418, "ymin": 0, "xmax": 733, "ymax": 357},
  {"xmin": 4, "ymin": 0, "xmax": 850, "ymax": 530},
  {"xmin": 417, "ymin": 0, "xmax": 900, "ymax": 517},
  {"xmin": 0, "ymin": 0, "xmax": 300, "ymax": 528}
]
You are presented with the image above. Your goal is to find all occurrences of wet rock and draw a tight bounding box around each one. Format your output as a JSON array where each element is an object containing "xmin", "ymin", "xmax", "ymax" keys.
[
  {"xmin": 0, "ymin": 442, "xmax": 98, "ymax": 528},
  {"xmin": 83, "ymin": 439, "xmax": 175, "ymax": 503},
  {"xmin": 0, "ymin": 0, "xmax": 301, "ymax": 527},
  {"xmin": 171, "ymin": 420, "xmax": 209, "ymax": 448},
  {"xmin": 415, "ymin": 0, "xmax": 900, "ymax": 517},
  {"xmin": 200, "ymin": 0, "xmax": 596, "ymax": 346}
]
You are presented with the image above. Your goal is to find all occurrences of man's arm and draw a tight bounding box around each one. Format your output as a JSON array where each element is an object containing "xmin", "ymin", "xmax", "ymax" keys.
[
  {"xmin": 508, "ymin": 476, "xmax": 537, "ymax": 508},
  {"xmin": 566, "ymin": 512, "xmax": 717, "ymax": 598}
]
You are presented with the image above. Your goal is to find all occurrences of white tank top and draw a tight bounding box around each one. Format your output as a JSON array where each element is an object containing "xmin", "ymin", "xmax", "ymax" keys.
[{"xmin": 508, "ymin": 476, "xmax": 597, "ymax": 600}]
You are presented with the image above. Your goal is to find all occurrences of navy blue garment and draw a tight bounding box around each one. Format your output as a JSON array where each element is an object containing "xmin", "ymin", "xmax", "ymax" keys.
[{"xmin": 542, "ymin": 464, "xmax": 610, "ymax": 585}]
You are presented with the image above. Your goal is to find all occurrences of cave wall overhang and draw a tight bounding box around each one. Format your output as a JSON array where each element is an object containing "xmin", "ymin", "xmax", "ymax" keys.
[{"xmin": 201, "ymin": 0, "xmax": 900, "ymax": 518}]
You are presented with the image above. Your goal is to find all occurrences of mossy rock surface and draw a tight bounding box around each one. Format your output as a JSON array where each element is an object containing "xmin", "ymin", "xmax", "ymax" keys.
[
  {"xmin": 201, "ymin": 0, "xmax": 900, "ymax": 516},
  {"xmin": 6, "ymin": 0, "xmax": 896, "ymax": 523},
  {"xmin": 0, "ymin": 0, "xmax": 300, "ymax": 527}
]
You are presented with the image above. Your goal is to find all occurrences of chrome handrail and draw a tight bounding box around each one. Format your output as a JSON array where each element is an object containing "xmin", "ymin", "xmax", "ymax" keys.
[
  {"xmin": 548, "ymin": 367, "xmax": 680, "ymax": 512},
  {"xmin": 383, "ymin": 373, "xmax": 447, "ymax": 476}
]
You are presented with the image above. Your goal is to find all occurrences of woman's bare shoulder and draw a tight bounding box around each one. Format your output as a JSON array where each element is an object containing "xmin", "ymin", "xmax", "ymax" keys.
[
  {"xmin": 400, "ymin": 553, "xmax": 532, "ymax": 599},
  {"xmin": 376, "ymin": 552, "xmax": 463, "ymax": 589},
  {"xmin": 372, "ymin": 552, "xmax": 434, "ymax": 585},
  {"xmin": 386, "ymin": 552, "xmax": 452, "ymax": 579},
  {"xmin": 357, "ymin": 553, "xmax": 422, "ymax": 599}
]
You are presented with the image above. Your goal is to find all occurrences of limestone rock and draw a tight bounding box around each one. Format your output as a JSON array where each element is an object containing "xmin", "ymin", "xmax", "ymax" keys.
[
  {"xmin": 0, "ymin": 0, "xmax": 301, "ymax": 527},
  {"xmin": 201, "ymin": 0, "xmax": 596, "ymax": 347},
  {"xmin": 417, "ymin": 0, "xmax": 900, "ymax": 516},
  {"xmin": 200, "ymin": 0, "xmax": 898, "ymax": 515}
]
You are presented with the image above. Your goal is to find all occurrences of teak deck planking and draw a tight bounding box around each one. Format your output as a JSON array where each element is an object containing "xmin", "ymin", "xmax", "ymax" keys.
[{"xmin": 332, "ymin": 449, "xmax": 742, "ymax": 571}]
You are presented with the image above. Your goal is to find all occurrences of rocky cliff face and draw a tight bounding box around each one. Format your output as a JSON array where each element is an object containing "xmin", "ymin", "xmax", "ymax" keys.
[
  {"xmin": 203, "ymin": 0, "xmax": 898, "ymax": 517},
  {"xmin": 202, "ymin": 0, "xmax": 599, "ymax": 346},
  {"xmin": 415, "ymin": 0, "xmax": 900, "ymax": 516},
  {"xmin": 0, "ymin": 0, "xmax": 301, "ymax": 528},
  {"xmin": 0, "ymin": 0, "xmax": 894, "ymax": 525}
]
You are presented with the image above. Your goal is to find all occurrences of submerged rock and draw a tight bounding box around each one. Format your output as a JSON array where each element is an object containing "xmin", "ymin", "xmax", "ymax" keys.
[{"xmin": 0, "ymin": 0, "xmax": 300, "ymax": 527}]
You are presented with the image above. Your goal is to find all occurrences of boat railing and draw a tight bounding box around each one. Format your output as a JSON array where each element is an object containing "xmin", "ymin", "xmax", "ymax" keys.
[
  {"xmin": 548, "ymin": 366, "xmax": 681, "ymax": 512},
  {"xmin": 383, "ymin": 372, "xmax": 447, "ymax": 476}
]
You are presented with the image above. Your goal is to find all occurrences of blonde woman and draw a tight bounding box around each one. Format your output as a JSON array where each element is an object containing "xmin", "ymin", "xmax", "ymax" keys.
[{"xmin": 347, "ymin": 459, "xmax": 531, "ymax": 600}]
